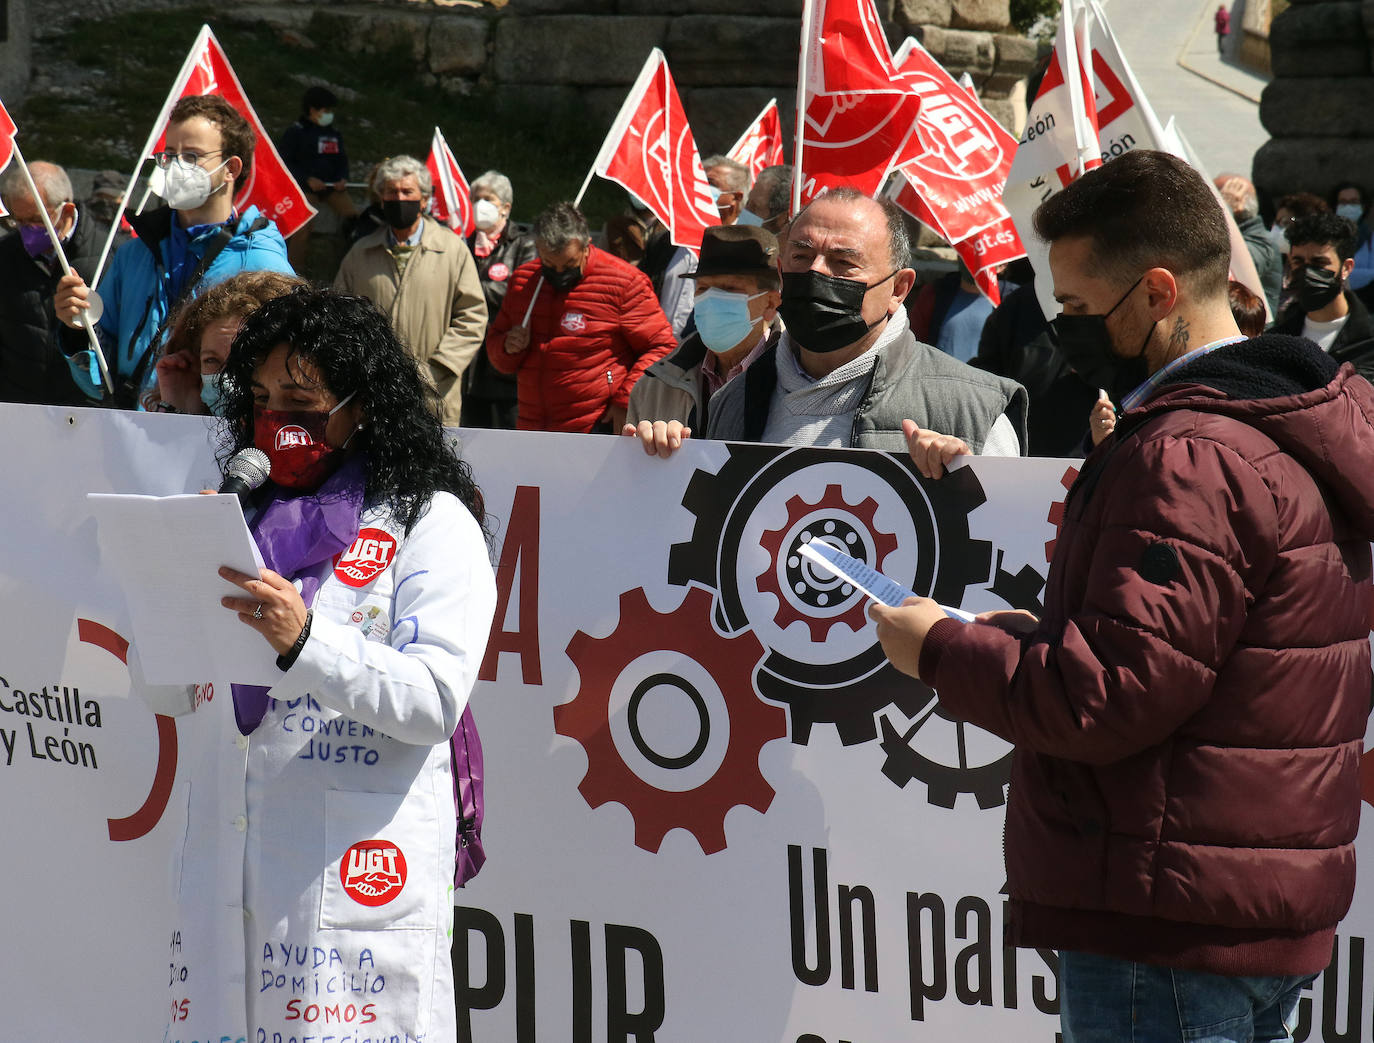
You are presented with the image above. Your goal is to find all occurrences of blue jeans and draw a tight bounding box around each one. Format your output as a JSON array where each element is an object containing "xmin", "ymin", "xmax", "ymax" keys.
[{"xmin": 1061, "ymin": 951, "xmax": 1313, "ymax": 1042}]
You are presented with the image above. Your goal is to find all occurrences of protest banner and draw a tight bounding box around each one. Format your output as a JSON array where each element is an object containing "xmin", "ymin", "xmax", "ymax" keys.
[
  {"xmin": 885, "ymin": 38, "xmax": 1027, "ymax": 305},
  {"xmin": 729, "ymin": 98, "xmax": 786, "ymax": 179},
  {"xmin": 427, "ymin": 125, "xmax": 475, "ymax": 237},
  {"xmin": 794, "ymin": 0, "xmax": 922, "ymax": 208},
  {"xmin": 1, "ymin": 404, "xmax": 1372, "ymax": 1039},
  {"xmin": 580, "ymin": 48, "xmax": 717, "ymax": 253},
  {"xmin": 92, "ymin": 24, "xmax": 316, "ymax": 287}
]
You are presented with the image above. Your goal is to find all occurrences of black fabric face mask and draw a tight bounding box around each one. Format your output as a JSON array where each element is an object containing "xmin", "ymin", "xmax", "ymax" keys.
[
  {"xmin": 541, "ymin": 263, "xmax": 584, "ymax": 292},
  {"xmin": 381, "ymin": 199, "xmax": 422, "ymax": 230},
  {"xmin": 779, "ymin": 269, "xmax": 898, "ymax": 354},
  {"xmin": 1050, "ymin": 277, "xmax": 1152, "ymax": 398},
  {"xmin": 1291, "ymin": 264, "xmax": 1343, "ymax": 313}
]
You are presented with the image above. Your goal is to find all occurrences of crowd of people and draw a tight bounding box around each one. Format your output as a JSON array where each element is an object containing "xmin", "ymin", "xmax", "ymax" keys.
[
  {"xmin": 4, "ymin": 80, "xmax": 1374, "ymax": 1043},
  {"xmin": 3, "ymin": 87, "xmax": 1371, "ymax": 468}
]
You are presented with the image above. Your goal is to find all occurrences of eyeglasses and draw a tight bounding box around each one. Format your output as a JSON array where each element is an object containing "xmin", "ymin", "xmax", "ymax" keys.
[{"xmin": 152, "ymin": 149, "xmax": 224, "ymax": 168}]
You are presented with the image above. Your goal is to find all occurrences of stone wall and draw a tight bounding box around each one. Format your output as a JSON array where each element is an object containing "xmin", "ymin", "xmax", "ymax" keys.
[
  {"xmin": 220, "ymin": 0, "xmax": 1037, "ymax": 155},
  {"xmin": 0, "ymin": 0, "xmax": 33, "ymax": 108},
  {"xmin": 1252, "ymin": 0, "xmax": 1374, "ymax": 205}
]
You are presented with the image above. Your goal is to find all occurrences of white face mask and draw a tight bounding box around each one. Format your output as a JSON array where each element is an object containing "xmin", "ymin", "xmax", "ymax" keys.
[
  {"xmin": 317, "ymin": 111, "xmax": 335, "ymax": 128},
  {"xmin": 1336, "ymin": 203, "xmax": 1364, "ymax": 224},
  {"xmin": 160, "ymin": 156, "xmax": 229, "ymax": 212},
  {"xmin": 474, "ymin": 198, "xmax": 503, "ymax": 232}
]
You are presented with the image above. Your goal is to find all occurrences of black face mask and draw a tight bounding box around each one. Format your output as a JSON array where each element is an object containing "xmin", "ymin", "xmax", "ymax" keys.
[
  {"xmin": 541, "ymin": 263, "xmax": 584, "ymax": 293},
  {"xmin": 1292, "ymin": 264, "xmax": 1343, "ymax": 313},
  {"xmin": 779, "ymin": 269, "xmax": 899, "ymax": 354},
  {"xmin": 1050, "ymin": 277, "xmax": 1153, "ymax": 398},
  {"xmin": 381, "ymin": 198, "xmax": 422, "ymax": 230}
]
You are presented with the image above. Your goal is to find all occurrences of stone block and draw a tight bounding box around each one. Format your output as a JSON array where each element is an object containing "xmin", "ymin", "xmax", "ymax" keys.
[
  {"xmin": 1252, "ymin": 136, "xmax": 1374, "ymax": 205},
  {"xmin": 310, "ymin": 10, "xmax": 431, "ymax": 63},
  {"xmin": 950, "ymin": 0, "xmax": 1010, "ymax": 31},
  {"xmin": 1269, "ymin": 2, "xmax": 1369, "ymax": 76},
  {"xmin": 492, "ymin": 16, "xmax": 670, "ymax": 85},
  {"xmin": 1260, "ymin": 77, "xmax": 1374, "ymax": 137},
  {"xmin": 503, "ymin": 0, "xmax": 616, "ymax": 12},
  {"xmin": 666, "ymin": 16, "xmax": 803, "ymax": 87},
  {"xmin": 981, "ymin": 97, "xmax": 1018, "ymax": 133},
  {"xmin": 914, "ymin": 24, "xmax": 996, "ymax": 78},
  {"xmin": 993, "ymin": 33, "xmax": 1039, "ymax": 77},
  {"xmin": 621, "ymin": 0, "xmax": 802, "ymax": 13},
  {"xmin": 428, "ymin": 16, "xmax": 488, "ymax": 76},
  {"xmin": 893, "ymin": 0, "xmax": 954, "ymax": 28},
  {"xmin": 683, "ymin": 87, "xmax": 797, "ymax": 159}
]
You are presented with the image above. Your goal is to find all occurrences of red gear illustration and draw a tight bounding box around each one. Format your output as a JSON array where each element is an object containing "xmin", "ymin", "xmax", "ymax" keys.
[
  {"xmin": 1044, "ymin": 465, "xmax": 1080, "ymax": 560},
  {"xmin": 555, "ymin": 586, "xmax": 785, "ymax": 854},
  {"xmin": 757, "ymin": 484, "xmax": 899, "ymax": 642}
]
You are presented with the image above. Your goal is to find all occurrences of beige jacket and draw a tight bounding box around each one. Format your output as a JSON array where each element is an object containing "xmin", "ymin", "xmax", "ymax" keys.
[{"xmin": 334, "ymin": 216, "xmax": 487, "ymax": 426}]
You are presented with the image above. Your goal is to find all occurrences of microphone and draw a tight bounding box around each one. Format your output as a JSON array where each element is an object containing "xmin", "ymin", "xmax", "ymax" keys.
[{"xmin": 219, "ymin": 448, "xmax": 271, "ymax": 509}]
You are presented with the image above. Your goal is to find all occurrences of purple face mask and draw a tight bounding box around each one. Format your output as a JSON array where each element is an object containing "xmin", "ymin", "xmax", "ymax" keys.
[{"xmin": 18, "ymin": 223, "xmax": 52, "ymax": 258}]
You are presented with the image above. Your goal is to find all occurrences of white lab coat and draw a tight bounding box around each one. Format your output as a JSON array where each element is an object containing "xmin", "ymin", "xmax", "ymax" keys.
[{"xmin": 143, "ymin": 491, "xmax": 495, "ymax": 1043}]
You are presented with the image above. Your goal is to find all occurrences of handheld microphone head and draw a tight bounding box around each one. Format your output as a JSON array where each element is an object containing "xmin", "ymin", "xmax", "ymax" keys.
[{"xmin": 224, "ymin": 447, "xmax": 271, "ymax": 491}]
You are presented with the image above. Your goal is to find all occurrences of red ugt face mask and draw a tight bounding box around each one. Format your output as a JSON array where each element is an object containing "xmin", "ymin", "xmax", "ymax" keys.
[{"xmin": 252, "ymin": 392, "xmax": 356, "ymax": 490}]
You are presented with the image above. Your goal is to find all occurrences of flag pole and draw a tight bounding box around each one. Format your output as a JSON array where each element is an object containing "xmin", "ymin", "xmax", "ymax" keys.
[
  {"xmin": 571, "ymin": 164, "xmax": 597, "ymax": 209},
  {"xmin": 12, "ymin": 145, "xmax": 114, "ymax": 395},
  {"xmin": 793, "ymin": 0, "xmax": 815, "ymax": 214}
]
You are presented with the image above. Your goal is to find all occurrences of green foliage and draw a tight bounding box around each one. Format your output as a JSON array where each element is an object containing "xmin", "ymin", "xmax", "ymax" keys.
[
  {"xmin": 1010, "ymin": 0, "xmax": 1060, "ymax": 36},
  {"xmin": 18, "ymin": 7, "xmax": 630, "ymax": 227}
]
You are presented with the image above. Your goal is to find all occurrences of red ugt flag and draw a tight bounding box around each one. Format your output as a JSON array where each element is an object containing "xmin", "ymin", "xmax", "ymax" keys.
[
  {"xmin": 728, "ymin": 99, "xmax": 785, "ymax": 179},
  {"xmin": 426, "ymin": 127, "xmax": 474, "ymax": 237},
  {"xmin": 593, "ymin": 48, "xmax": 717, "ymax": 253},
  {"xmin": 0, "ymin": 98, "xmax": 15, "ymax": 217},
  {"xmin": 151, "ymin": 26, "xmax": 315, "ymax": 238},
  {"xmin": 795, "ymin": 0, "xmax": 922, "ymax": 207},
  {"xmin": 886, "ymin": 37, "xmax": 1025, "ymax": 304}
]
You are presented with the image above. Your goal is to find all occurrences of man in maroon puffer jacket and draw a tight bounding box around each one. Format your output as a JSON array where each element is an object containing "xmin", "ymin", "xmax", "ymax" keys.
[
  {"xmin": 874, "ymin": 150, "xmax": 1374, "ymax": 1041},
  {"xmin": 486, "ymin": 202, "xmax": 676, "ymax": 433}
]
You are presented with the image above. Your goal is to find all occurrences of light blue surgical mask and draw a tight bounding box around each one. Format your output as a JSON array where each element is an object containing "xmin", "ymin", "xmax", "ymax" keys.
[
  {"xmin": 317, "ymin": 111, "xmax": 335, "ymax": 128},
  {"xmin": 1337, "ymin": 203, "xmax": 1363, "ymax": 224},
  {"xmin": 735, "ymin": 208, "xmax": 766, "ymax": 228},
  {"xmin": 693, "ymin": 288, "xmax": 768, "ymax": 352},
  {"xmin": 201, "ymin": 371, "xmax": 228, "ymax": 415}
]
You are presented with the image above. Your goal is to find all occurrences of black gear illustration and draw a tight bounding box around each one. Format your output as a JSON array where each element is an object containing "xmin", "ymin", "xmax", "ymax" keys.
[
  {"xmin": 669, "ymin": 445, "xmax": 991, "ymax": 745},
  {"xmin": 878, "ymin": 706, "xmax": 1012, "ymax": 810},
  {"xmin": 989, "ymin": 548, "xmax": 1047, "ymax": 615}
]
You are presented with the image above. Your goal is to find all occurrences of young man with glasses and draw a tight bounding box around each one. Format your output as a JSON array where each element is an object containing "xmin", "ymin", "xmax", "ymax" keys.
[{"xmin": 54, "ymin": 94, "xmax": 293, "ymax": 408}]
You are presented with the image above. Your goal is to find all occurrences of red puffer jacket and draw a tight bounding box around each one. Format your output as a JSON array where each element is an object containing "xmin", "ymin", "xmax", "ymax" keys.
[
  {"xmin": 921, "ymin": 335, "xmax": 1374, "ymax": 977},
  {"xmin": 485, "ymin": 245, "xmax": 676, "ymax": 432}
]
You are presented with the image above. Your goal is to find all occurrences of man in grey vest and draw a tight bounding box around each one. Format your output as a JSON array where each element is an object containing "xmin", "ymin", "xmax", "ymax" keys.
[{"xmin": 625, "ymin": 188, "xmax": 1027, "ymax": 465}]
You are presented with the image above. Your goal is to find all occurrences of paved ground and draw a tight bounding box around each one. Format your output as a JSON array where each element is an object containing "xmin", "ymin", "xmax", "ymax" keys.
[{"xmin": 1100, "ymin": 0, "xmax": 1270, "ymax": 179}]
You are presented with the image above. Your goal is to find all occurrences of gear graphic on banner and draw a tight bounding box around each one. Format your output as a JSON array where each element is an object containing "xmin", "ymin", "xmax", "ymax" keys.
[
  {"xmin": 878, "ymin": 705, "xmax": 1013, "ymax": 810},
  {"xmin": 757, "ymin": 484, "xmax": 899, "ymax": 643},
  {"xmin": 1044, "ymin": 465, "xmax": 1080, "ymax": 560},
  {"xmin": 669, "ymin": 445, "xmax": 992, "ymax": 746},
  {"xmin": 555, "ymin": 585, "xmax": 785, "ymax": 854}
]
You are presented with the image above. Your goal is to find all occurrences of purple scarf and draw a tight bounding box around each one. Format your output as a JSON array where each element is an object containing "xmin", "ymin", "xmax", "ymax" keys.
[{"xmin": 231, "ymin": 455, "xmax": 368, "ymax": 734}]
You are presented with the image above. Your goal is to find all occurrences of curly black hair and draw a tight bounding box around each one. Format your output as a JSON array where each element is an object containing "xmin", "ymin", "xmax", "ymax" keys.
[{"xmin": 217, "ymin": 287, "xmax": 485, "ymax": 535}]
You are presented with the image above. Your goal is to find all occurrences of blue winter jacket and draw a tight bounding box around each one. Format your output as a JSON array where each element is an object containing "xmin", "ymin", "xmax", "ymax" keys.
[{"xmin": 66, "ymin": 204, "xmax": 293, "ymax": 403}]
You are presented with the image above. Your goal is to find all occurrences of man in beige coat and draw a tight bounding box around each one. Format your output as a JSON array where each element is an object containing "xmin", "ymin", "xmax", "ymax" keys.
[{"xmin": 334, "ymin": 154, "xmax": 486, "ymax": 426}]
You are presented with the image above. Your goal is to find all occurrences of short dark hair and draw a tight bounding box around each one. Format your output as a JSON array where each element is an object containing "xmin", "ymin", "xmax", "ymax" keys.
[
  {"xmin": 1331, "ymin": 181, "xmax": 1366, "ymax": 209},
  {"xmin": 1286, "ymin": 212, "xmax": 1358, "ymax": 263},
  {"xmin": 168, "ymin": 95, "xmax": 255, "ymax": 197},
  {"xmin": 301, "ymin": 85, "xmax": 338, "ymax": 115},
  {"xmin": 793, "ymin": 186, "xmax": 911, "ymax": 271},
  {"xmin": 1032, "ymin": 150, "xmax": 1230, "ymax": 300},
  {"xmin": 1275, "ymin": 192, "xmax": 1328, "ymax": 220},
  {"xmin": 533, "ymin": 202, "xmax": 591, "ymax": 251}
]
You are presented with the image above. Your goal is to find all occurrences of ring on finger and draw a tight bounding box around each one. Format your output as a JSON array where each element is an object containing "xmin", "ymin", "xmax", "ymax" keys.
[{"xmin": 253, "ymin": 603, "xmax": 263, "ymax": 620}]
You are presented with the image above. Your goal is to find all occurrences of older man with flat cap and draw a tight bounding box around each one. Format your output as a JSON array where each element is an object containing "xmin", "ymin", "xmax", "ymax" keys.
[{"xmin": 626, "ymin": 224, "xmax": 781, "ymax": 448}]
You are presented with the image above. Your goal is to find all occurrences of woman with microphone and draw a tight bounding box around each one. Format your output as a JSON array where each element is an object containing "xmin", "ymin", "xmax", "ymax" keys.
[{"xmin": 155, "ymin": 287, "xmax": 495, "ymax": 1043}]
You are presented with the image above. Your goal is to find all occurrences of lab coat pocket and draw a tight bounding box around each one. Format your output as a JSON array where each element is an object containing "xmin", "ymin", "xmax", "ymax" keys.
[{"xmin": 319, "ymin": 789, "xmax": 439, "ymax": 932}]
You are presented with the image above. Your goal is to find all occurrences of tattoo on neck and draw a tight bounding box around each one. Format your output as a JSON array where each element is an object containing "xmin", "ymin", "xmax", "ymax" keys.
[{"xmin": 1169, "ymin": 316, "xmax": 1190, "ymax": 352}]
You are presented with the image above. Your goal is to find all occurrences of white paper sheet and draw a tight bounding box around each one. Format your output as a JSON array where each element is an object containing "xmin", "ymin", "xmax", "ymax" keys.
[
  {"xmin": 799, "ymin": 540, "xmax": 976, "ymax": 621},
  {"xmin": 87, "ymin": 492, "xmax": 280, "ymax": 685}
]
